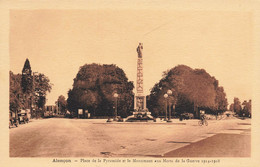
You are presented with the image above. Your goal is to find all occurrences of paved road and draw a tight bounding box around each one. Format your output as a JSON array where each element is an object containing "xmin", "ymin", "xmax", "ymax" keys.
[
  {"xmin": 9, "ymin": 117, "xmax": 251, "ymax": 157},
  {"xmin": 164, "ymin": 132, "xmax": 250, "ymax": 157}
]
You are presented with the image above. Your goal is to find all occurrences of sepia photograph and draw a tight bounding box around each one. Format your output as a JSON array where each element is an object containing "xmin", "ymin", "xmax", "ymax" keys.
[{"xmin": 1, "ymin": 0, "xmax": 260, "ymax": 167}]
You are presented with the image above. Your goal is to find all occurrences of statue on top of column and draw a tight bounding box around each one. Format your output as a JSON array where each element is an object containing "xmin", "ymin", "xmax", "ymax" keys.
[{"xmin": 136, "ymin": 43, "xmax": 143, "ymax": 58}]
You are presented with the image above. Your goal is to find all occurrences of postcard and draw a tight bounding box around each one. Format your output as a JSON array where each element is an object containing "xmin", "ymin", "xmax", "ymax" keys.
[{"xmin": 1, "ymin": 0, "xmax": 260, "ymax": 167}]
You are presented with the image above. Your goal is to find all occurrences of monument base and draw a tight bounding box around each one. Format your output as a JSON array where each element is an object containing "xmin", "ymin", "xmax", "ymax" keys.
[{"xmin": 125, "ymin": 110, "xmax": 154, "ymax": 122}]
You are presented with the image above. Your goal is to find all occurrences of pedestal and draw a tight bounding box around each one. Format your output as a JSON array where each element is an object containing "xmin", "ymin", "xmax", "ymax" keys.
[
  {"xmin": 125, "ymin": 111, "xmax": 154, "ymax": 122},
  {"xmin": 125, "ymin": 95, "xmax": 154, "ymax": 122}
]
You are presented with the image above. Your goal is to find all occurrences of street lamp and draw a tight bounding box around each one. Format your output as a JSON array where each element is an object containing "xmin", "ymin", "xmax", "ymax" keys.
[
  {"xmin": 167, "ymin": 89, "xmax": 173, "ymax": 123},
  {"xmin": 113, "ymin": 93, "xmax": 119, "ymax": 121},
  {"xmin": 164, "ymin": 94, "xmax": 168, "ymax": 121}
]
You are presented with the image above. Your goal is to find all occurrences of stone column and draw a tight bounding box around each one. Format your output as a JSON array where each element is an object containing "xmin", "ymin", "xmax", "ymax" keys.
[{"xmin": 135, "ymin": 43, "xmax": 146, "ymax": 110}]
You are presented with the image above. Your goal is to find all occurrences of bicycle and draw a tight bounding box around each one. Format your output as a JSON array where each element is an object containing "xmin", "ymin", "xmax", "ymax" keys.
[{"xmin": 198, "ymin": 119, "xmax": 208, "ymax": 126}]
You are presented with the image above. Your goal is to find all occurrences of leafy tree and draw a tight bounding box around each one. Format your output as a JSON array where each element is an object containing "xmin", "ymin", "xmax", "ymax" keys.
[
  {"xmin": 148, "ymin": 65, "xmax": 228, "ymax": 118},
  {"xmin": 229, "ymin": 103, "xmax": 234, "ymax": 111},
  {"xmin": 10, "ymin": 70, "xmax": 52, "ymax": 114},
  {"xmin": 55, "ymin": 95, "xmax": 67, "ymax": 114},
  {"xmin": 11, "ymin": 58, "xmax": 52, "ymax": 119},
  {"xmin": 67, "ymin": 63, "xmax": 134, "ymax": 117},
  {"xmin": 33, "ymin": 73, "xmax": 52, "ymax": 109},
  {"xmin": 181, "ymin": 69, "xmax": 216, "ymax": 117},
  {"xmin": 214, "ymin": 86, "xmax": 228, "ymax": 114},
  {"xmin": 233, "ymin": 97, "xmax": 242, "ymax": 115},
  {"xmin": 241, "ymin": 100, "xmax": 252, "ymax": 117},
  {"xmin": 148, "ymin": 65, "xmax": 192, "ymax": 117},
  {"xmin": 248, "ymin": 100, "xmax": 252, "ymax": 116},
  {"xmin": 10, "ymin": 71, "xmax": 24, "ymax": 113}
]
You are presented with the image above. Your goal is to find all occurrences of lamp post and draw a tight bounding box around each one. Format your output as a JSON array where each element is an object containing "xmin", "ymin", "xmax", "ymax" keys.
[
  {"xmin": 167, "ymin": 89, "xmax": 173, "ymax": 122},
  {"xmin": 164, "ymin": 94, "xmax": 168, "ymax": 121},
  {"xmin": 113, "ymin": 93, "xmax": 119, "ymax": 121}
]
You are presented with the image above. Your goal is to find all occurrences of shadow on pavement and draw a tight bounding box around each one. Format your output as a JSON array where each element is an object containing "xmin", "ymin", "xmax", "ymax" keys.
[
  {"xmin": 166, "ymin": 141, "xmax": 192, "ymax": 144},
  {"xmin": 163, "ymin": 133, "xmax": 250, "ymax": 157}
]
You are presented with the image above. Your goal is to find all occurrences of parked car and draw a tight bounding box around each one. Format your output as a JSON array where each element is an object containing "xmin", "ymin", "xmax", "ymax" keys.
[
  {"xmin": 18, "ymin": 112, "xmax": 29, "ymax": 124},
  {"xmin": 179, "ymin": 113, "xmax": 194, "ymax": 121}
]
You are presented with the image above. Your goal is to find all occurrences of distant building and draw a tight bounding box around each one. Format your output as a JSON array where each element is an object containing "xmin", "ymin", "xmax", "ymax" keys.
[{"xmin": 44, "ymin": 105, "xmax": 59, "ymax": 117}]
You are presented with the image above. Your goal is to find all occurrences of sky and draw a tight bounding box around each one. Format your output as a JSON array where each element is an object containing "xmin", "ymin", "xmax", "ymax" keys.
[{"xmin": 9, "ymin": 10, "xmax": 253, "ymax": 105}]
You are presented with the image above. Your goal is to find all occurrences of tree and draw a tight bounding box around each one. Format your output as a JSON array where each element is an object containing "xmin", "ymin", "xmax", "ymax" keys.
[
  {"xmin": 233, "ymin": 97, "xmax": 242, "ymax": 116},
  {"xmin": 21, "ymin": 59, "xmax": 32, "ymax": 92},
  {"xmin": 242, "ymin": 99, "xmax": 252, "ymax": 117},
  {"xmin": 10, "ymin": 59, "xmax": 52, "ymax": 119},
  {"xmin": 214, "ymin": 86, "xmax": 228, "ymax": 114},
  {"xmin": 148, "ymin": 65, "xmax": 193, "ymax": 117},
  {"xmin": 21, "ymin": 59, "xmax": 33, "ymax": 108},
  {"xmin": 10, "ymin": 71, "xmax": 24, "ymax": 113},
  {"xmin": 248, "ymin": 100, "xmax": 252, "ymax": 116},
  {"xmin": 67, "ymin": 63, "xmax": 134, "ymax": 117},
  {"xmin": 229, "ymin": 103, "xmax": 234, "ymax": 111},
  {"xmin": 55, "ymin": 95, "xmax": 67, "ymax": 114},
  {"xmin": 33, "ymin": 73, "xmax": 52, "ymax": 109},
  {"xmin": 181, "ymin": 69, "xmax": 216, "ymax": 117},
  {"xmin": 147, "ymin": 65, "xmax": 228, "ymax": 118}
]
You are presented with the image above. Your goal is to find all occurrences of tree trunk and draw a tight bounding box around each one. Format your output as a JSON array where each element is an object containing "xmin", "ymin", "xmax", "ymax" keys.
[{"xmin": 194, "ymin": 103, "xmax": 199, "ymax": 119}]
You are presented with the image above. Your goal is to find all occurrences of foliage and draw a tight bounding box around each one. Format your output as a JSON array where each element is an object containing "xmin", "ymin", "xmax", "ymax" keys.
[
  {"xmin": 229, "ymin": 103, "xmax": 234, "ymax": 111},
  {"xmin": 67, "ymin": 63, "xmax": 134, "ymax": 117},
  {"xmin": 214, "ymin": 85, "xmax": 228, "ymax": 115},
  {"xmin": 9, "ymin": 71, "xmax": 24, "ymax": 112},
  {"xmin": 241, "ymin": 100, "xmax": 251, "ymax": 117},
  {"xmin": 229, "ymin": 98, "xmax": 251, "ymax": 117},
  {"xmin": 10, "ymin": 59, "xmax": 52, "ymax": 116},
  {"xmin": 233, "ymin": 97, "xmax": 242, "ymax": 115},
  {"xmin": 21, "ymin": 58, "xmax": 33, "ymax": 94},
  {"xmin": 147, "ymin": 65, "xmax": 228, "ymax": 118},
  {"xmin": 55, "ymin": 95, "xmax": 67, "ymax": 114},
  {"xmin": 33, "ymin": 73, "xmax": 52, "ymax": 109}
]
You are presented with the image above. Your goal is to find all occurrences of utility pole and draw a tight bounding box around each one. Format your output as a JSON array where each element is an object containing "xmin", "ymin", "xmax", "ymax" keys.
[
  {"xmin": 32, "ymin": 72, "xmax": 38, "ymax": 119},
  {"xmin": 58, "ymin": 101, "xmax": 60, "ymax": 115},
  {"xmin": 32, "ymin": 72, "xmax": 35, "ymax": 118}
]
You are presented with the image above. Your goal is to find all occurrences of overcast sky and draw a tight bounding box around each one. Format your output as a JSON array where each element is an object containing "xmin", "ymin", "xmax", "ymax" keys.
[{"xmin": 10, "ymin": 10, "xmax": 253, "ymax": 105}]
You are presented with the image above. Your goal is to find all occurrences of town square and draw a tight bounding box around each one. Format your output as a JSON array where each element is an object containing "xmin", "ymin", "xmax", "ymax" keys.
[
  {"xmin": 10, "ymin": 117, "xmax": 250, "ymax": 157},
  {"xmin": 2, "ymin": 3, "xmax": 259, "ymax": 167},
  {"xmin": 9, "ymin": 41, "xmax": 252, "ymax": 157}
]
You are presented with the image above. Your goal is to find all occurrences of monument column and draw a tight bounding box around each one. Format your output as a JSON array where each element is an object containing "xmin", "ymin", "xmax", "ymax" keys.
[
  {"xmin": 125, "ymin": 43, "xmax": 153, "ymax": 121},
  {"xmin": 135, "ymin": 43, "xmax": 146, "ymax": 111}
]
